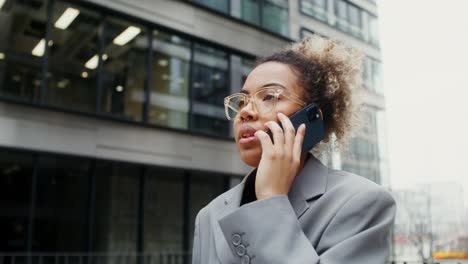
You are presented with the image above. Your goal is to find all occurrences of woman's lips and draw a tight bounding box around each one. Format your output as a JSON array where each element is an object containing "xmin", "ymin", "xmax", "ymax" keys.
[{"xmin": 238, "ymin": 124, "xmax": 259, "ymax": 145}]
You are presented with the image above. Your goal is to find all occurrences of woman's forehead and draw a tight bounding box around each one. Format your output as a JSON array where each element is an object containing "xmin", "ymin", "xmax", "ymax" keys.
[{"xmin": 242, "ymin": 62, "xmax": 300, "ymax": 93}]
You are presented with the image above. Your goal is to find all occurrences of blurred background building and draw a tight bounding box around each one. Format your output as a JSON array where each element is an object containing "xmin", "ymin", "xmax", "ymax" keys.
[{"xmin": 0, "ymin": 0, "xmax": 384, "ymax": 262}]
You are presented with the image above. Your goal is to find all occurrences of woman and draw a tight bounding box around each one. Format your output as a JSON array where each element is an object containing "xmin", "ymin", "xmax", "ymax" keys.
[{"xmin": 191, "ymin": 35, "xmax": 396, "ymax": 264}]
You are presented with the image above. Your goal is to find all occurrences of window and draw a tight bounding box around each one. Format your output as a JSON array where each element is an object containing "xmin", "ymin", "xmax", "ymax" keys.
[
  {"xmin": 0, "ymin": 0, "xmax": 48, "ymax": 102},
  {"xmin": 0, "ymin": 150, "xmax": 34, "ymax": 252},
  {"xmin": 241, "ymin": 0, "xmax": 260, "ymax": 26},
  {"xmin": 347, "ymin": 4, "xmax": 361, "ymax": 38},
  {"xmin": 367, "ymin": 14, "xmax": 379, "ymax": 47},
  {"xmin": 334, "ymin": 0, "xmax": 366, "ymax": 40},
  {"xmin": 33, "ymin": 155, "xmax": 91, "ymax": 252},
  {"xmin": 193, "ymin": 0, "xmax": 229, "ymax": 14},
  {"xmin": 301, "ymin": 0, "xmax": 328, "ymax": 22},
  {"xmin": 149, "ymin": 31, "xmax": 191, "ymax": 129},
  {"xmin": 144, "ymin": 167, "xmax": 184, "ymax": 253},
  {"xmin": 362, "ymin": 57, "xmax": 383, "ymax": 94},
  {"xmin": 46, "ymin": 1, "xmax": 101, "ymax": 112},
  {"xmin": 191, "ymin": 44, "xmax": 230, "ymax": 136},
  {"xmin": 239, "ymin": 0, "xmax": 289, "ymax": 36},
  {"xmin": 101, "ymin": 18, "xmax": 148, "ymax": 121},
  {"xmin": 93, "ymin": 161, "xmax": 140, "ymax": 262},
  {"xmin": 189, "ymin": 172, "xmax": 227, "ymax": 250},
  {"xmin": 262, "ymin": 0, "xmax": 289, "ymax": 36}
]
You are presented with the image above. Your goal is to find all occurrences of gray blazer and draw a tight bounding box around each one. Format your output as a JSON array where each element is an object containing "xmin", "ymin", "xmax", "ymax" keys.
[{"xmin": 192, "ymin": 154, "xmax": 396, "ymax": 264}]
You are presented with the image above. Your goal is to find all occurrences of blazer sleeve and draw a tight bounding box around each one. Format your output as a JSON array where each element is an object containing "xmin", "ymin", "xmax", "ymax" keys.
[
  {"xmin": 192, "ymin": 212, "xmax": 201, "ymax": 264},
  {"xmin": 218, "ymin": 188, "xmax": 396, "ymax": 264}
]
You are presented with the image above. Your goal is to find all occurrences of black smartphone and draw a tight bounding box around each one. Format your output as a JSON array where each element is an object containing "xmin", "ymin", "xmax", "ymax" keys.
[{"xmin": 267, "ymin": 103, "xmax": 325, "ymax": 153}]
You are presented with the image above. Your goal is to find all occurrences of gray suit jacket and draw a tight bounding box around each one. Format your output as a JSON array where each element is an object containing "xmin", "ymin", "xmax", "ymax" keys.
[{"xmin": 192, "ymin": 154, "xmax": 396, "ymax": 264}]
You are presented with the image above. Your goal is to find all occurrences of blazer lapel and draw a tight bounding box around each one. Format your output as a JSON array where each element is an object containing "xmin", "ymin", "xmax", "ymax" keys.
[{"xmin": 288, "ymin": 153, "xmax": 329, "ymax": 218}]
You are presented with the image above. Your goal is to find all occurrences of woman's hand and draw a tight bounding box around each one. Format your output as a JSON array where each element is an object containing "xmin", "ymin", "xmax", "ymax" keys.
[{"xmin": 254, "ymin": 112, "xmax": 306, "ymax": 200}]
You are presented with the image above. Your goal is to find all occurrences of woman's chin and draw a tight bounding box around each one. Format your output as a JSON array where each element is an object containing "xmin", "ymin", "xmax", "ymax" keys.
[{"xmin": 239, "ymin": 147, "xmax": 262, "ymax": 167}]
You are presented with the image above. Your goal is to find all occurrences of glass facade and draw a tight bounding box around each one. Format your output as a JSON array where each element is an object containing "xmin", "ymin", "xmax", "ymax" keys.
[
  {"xmin": 0, "ymin": 147, "xmax": 232, "ymax": 262},
  {"xmin": 300, "ymin": 0, "xmax": 328, "ymax": 22},
  {"xmin": 46, "ymin": 1, "xmax": 101, "ymax": 112},
  {"xmin": 301, "ymin": 0, "xmax": 379, "ymax": 47},
  {"xmin": 191, "ymin": 44, "xmax": 230, "ymax": 136},
  {"xmin": 0, "ymin": 0, "xmax": 48, "ymax": 102},
  {"xmin": 363, "ymin": 56, "xmax": 383, "ymax": 94},
  {"xmin": 149, "ymin": 31, "xmax": 191, "ymax": 129},
  {"xmin": 192, "ymin": 0, "xmax": 290, "ymax": 36},
  {"xmin": 0, "ymin": 0, "xmax": 256, "ymax": 138}
]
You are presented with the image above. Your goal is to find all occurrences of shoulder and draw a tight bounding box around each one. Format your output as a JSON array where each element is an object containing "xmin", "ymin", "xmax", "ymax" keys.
[
  {"xmin": 195, "ymin": 183, "xmax": 241, "ymax": 222},
  {"xmin": 325, "ymin": 168, "xmax": 396, "ymax": 212}
]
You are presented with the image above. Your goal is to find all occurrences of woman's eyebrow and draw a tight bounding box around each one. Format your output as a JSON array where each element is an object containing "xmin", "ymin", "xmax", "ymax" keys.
[{"xmin": 240, "ymin": 83, "xmax": 286, "ymax": 94}]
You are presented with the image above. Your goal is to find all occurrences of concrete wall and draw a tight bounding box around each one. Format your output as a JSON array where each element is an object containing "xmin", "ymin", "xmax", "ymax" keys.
[{"xmin": 0, "ymin": 101, "xmax": 250, "ymax": 175}]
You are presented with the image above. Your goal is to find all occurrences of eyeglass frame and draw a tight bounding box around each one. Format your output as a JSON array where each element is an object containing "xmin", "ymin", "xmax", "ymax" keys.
[{"xmin": 223, "ymin": 85, "xmax": 308, "ymax": 121}]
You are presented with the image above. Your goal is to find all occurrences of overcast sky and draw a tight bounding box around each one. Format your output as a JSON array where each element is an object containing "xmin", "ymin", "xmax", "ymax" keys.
[{"xmin": 379, "ymin": 0, "xmax": 468, "ymax": 203}]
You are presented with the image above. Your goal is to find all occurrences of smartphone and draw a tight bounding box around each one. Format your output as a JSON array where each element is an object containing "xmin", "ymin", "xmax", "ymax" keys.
[{"xmin": 267, "ymin": 103, "xmax": 325, "ymax": 153}]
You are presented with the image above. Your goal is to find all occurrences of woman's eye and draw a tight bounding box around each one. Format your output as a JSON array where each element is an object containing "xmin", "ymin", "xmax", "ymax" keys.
[
  {"xmin": 262, "ymin": 94, "xmax": 274, "ymax": 101},
  {"xmin": 237, "ymin": 99, "xmax": 246, "ymax": 108}
]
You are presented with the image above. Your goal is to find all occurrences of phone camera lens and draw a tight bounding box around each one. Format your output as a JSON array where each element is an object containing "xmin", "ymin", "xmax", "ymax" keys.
[{"xmin": 307, "ymin": 106, "xmax": 320, "ymax": 122}]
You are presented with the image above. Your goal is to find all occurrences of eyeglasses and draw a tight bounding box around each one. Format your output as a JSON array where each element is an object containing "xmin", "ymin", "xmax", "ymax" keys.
[{"xmin": 223, "ymin": 86, "xmax": 307, "ymax": 120}]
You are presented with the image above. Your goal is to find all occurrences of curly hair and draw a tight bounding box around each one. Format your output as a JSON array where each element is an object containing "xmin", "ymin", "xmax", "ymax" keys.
[{"xmin": 254, "ymin": 35, "xmax": 364, "ymax": 150}]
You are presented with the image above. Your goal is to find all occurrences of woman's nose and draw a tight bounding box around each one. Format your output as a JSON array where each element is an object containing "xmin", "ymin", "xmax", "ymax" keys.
[{"xmin": 238, "ymin": 100, "xmax": 258, "ymax": 122}]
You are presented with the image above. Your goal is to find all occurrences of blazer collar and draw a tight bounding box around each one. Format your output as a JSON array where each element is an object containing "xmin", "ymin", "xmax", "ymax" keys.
[{"xmin": 218, "ymin": 153, "xmax": 329, "ymax": 220}]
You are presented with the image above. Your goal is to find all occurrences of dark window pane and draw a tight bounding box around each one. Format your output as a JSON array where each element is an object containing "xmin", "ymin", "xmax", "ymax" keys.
[
  {"xmin": 189, "ymin": 173, "xmax": 226, "ymax": 250},
  {"xmin": 0, "ymin": 0, "xmax": 48, "ymax": 101},
  {"xmin": 0, "ymin": 149, "xmax": 34, "ymax": 252},
  {"xmin": 101, "ymin": 18, "xmax": 148, "ymax": 121},
  {"xmin": 262, "ymin": 0, "xmax": 289, "ymax": 36},
  {"xmin": 191, "ymin": 44, "xmax": 229, "ymax": 136},
  {"xmin": 193, "ymin": 0, "xmax": 229, "ymax": 13},
  {"xmin": 93, "ymin": 161, "xmax": 139, "ymax": 263},
  {"xmin": 241, "ymin": 0, "xmax": 260, "ymax": 26},
  {"xmin": 144, "ymin": 167, "xmax": 184, "ymax": 253},
  {"xmin": 148, "ymin": 31, "xmax": 191, "ymax": 129},
  {"xmin": 33, "ymin": 155, "xmax": 90, "ymax": 252},
  {"xmin": 46, "ymin": 1, "xmax": 101, "ymax": 112}
]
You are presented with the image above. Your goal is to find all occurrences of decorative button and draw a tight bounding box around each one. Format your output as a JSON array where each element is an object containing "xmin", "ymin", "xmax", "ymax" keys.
[
  {"xmin": 236, "ymin": 244, "xmax": 246, "ymax": 256},
  {"xmin": 240, "ymin": 255, "xmax": 250, "ymax": 264},
  {"xmin": 232, "ymin": 234, "xmax": 242, "ymax": 246}
]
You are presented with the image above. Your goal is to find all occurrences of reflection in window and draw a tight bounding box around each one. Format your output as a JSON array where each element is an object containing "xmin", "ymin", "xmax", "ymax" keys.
[
  {"xmin": 193, "ymin": 0, "xmax": 229, "ymax": 13},
  {"xmin": 0, "ymin": 0, "xmax": 48, "ymax": 101},
  {"xmin": 0, "ymin": 150, "xmax": 34, "ymax": 252},
  {"xmin": 101, "ymin": 18, "xmax": 148, "ymax": 121},
  {"xmin": 192, "ymin": 44, "xmax": 230, "ymax": 136},
  {"xmin": 33, "ymin": 155, "xmax": 90, "ymax": 252},
  {"xmin": 149, "ymin": 31, "xmax": 191, "ymax": 129},
  {"xmin": 94, "ymin": 161, "xmax": 139, "ymax": 263},
  {"xmin": 47, "ymin": 1, "xmax": 101, "ymax": 112},
  {"xmin": 144, "ymin": 167, "xmax": 184, "ymax": 253},
  {"xmin": 301, "ymin": 0, "xmax": 328, "ymax": 22}
]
